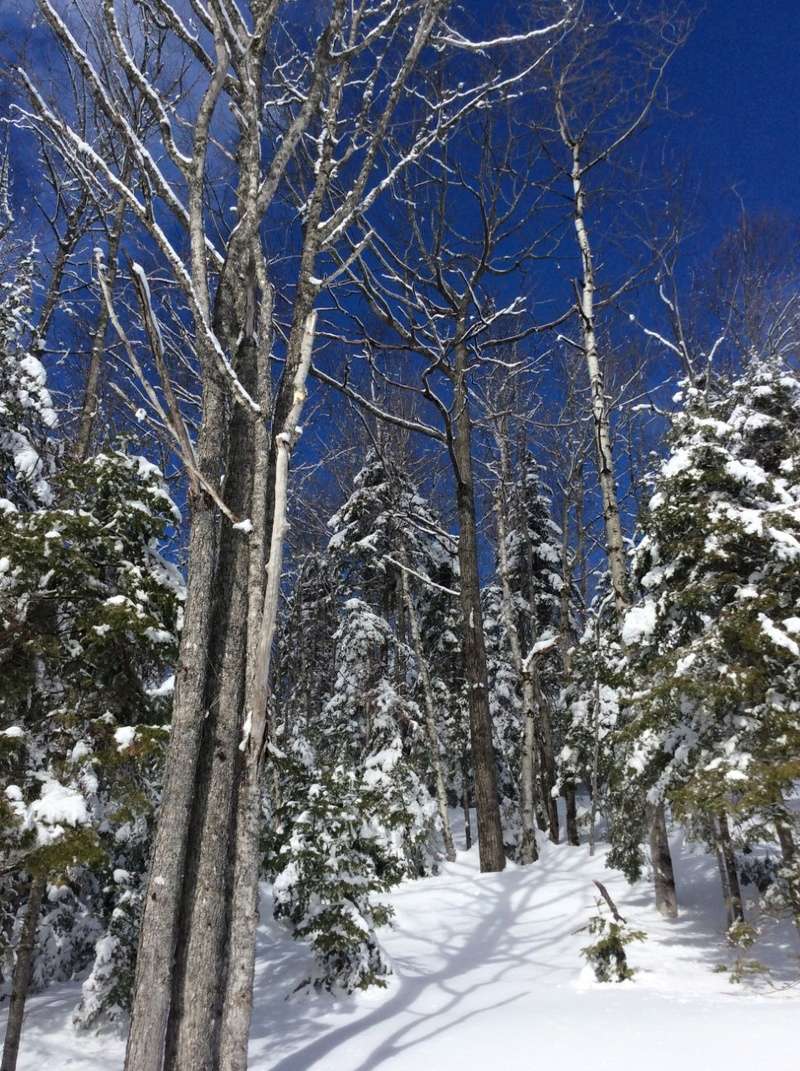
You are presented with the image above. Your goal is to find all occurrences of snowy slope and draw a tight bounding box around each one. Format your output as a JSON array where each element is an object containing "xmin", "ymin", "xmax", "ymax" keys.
[{"xmin": 4, "ymin": 825, "xmax": 798, "ymax": 1070}]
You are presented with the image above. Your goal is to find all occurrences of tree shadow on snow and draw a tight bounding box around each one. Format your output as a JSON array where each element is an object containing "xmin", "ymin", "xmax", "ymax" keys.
[{"xmin": 249, "ymin": 846, "xmax": 611, "ymax": 1071}]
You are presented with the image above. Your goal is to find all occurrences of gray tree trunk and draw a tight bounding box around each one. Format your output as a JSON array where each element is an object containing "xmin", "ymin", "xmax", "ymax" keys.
[
  {"xmin": 124, "ymin": 374, "xmax": 226, "ymax": 1071},
  {"xmin": 218, "ymin": 309, "xmax": 314, "ymax": 1071},
  {"xmin": 164, "ymin": 322, "xmax": 258, "ymax": 1071},
  {"xmin": 650, "ymin": 803, "xmax": 678, "ymax": 919},
  {"xmin": 451, "ymin": 354, "xmax": 505, "ymax": 873},
  {"xmin": 714, "ymin": 812, "xmax": 744, "ymax": 929},
  {"xmin": 1, "ymin": 874, "xmax": 45, "ymax": 1071}
]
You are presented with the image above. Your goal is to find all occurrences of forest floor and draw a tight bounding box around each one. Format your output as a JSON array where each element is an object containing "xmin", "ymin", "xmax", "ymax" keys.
[{"xmin": 4, "ymin": 815, "xmax": 799, "ymax": 1070}]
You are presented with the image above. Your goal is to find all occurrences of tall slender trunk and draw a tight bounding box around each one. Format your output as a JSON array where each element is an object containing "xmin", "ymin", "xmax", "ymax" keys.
[
  {"xmin": 492, "ymin": 432, "xmax": 538, "ymax": 864},
  {"xmin": 520, "ymin": 495, "xmax": 559, "ymax": 846},
  {"xmin": 567, "ymin": 137, "xmax": 677, "ymax": 908},
  {"xmin": 535, "ymin": 698, "xmax": 559, "ymax": 844},
  {"xmin": 559, "ymin": 480, "xmax": 580, "ymax": 847},
  {"xmin": 569, "ymin": 154, "xmax": 628, "ymax": 621},
  {"xmin": 124, "ymin": 373, "xmax": 226, "ymax": 1071},
  {"xmin": 650, "ymin": 803, "xmax": 678, "ymax": 919},
  {"xmin": 714, "ymin": 812, "xmax": 743, "ymax": 929},
  {"xmin": 565, "ymin": 786, "xmax": 579, "ymax": 846},
  {"xmin": 451, "ymin": 352, "xmax": 505, "ymax": 873},
  {"xmin": 462, "ymin": 774, "xmax": 472, "ymax": 851},
  {"xmin": 397, "ymin": 545, "xmax": 456, "ymax": 863},
  {"xmin": 0, "ymin": 875, "xmax": 45, "ymax": 1071},
  {"xmin": 774, "ymin": 812, "xmax": 800, "ymax": 938},
  {"xmin": 164, "ymin": 309, "xmax": 259, "ymax": 1071},
  {"xmin": 218, "ymin": 311, "xmax": 314, "ymax": 1071}
]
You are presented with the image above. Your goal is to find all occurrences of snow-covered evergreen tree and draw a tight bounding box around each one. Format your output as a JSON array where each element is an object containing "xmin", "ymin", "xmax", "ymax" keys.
[
  {"xmin": 1, "ymin": 310, "xmax": 182, "ymax": 1023},
  {"xmin": 485, "ymin": 450, "xmax": 566, "ymax": 854},
  {"xmin": 270, "ymin": 450, "xmax": 446, "ymax": 989},
  {"xmin": 619, "ymin": 356, "xmax": 800, "ymax": 928},
  {"xmin": 0, "ymin": 250, "xmax": 57, "ymax": 513},
  {"xmin": 558, "ymin": 595, "xmax": 624, "ymax": 857}
]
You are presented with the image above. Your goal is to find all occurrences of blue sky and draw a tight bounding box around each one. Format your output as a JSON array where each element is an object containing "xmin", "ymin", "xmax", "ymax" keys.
[
  {"xmin": 669, "ymin": 0, "xmax": 799, "ymax": 232},
  {"xmin": 2, "ymin": 0, "xmax": 797, "ymax": 263},
  {"xmin": 0, "ymin": 0, "xmax": 796, "ymax": 567}
]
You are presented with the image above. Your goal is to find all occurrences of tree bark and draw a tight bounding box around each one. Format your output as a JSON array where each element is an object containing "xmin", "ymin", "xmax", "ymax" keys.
[
  {"xmin": 563, "ymin": 130, "xmax": 678, "ymax": 904},
  {"xmin": 650, "ymin": 803, "xmax": 678, "ymax": 919},
  {"xmin": 164, "ymin": 308, "xmax": 259, "ymax": 1071},
  {"xmin": 774, "ymin": 812, "xmax": 800, "ymax": 938},
  {"xmin": 565, "ymin": 784, "xmax": 579, "ymax": 846},
  {"xmin": 124, "ymin": 373, "xmax": 225, "ymax": 1071},
  {"xmin": 535, "ymin": 702, "xmax": 559, "ymax": 844},
  {"xmin": 559, "ymin": 480, "xmax": 580, "ymax": 848},
  {"xmin": 462, "ymin": 771, "xmax": 472, "ymax": 851},
  {"xmin": 218, "ymin": 310, "xmax": 314, "ymax": 1071},
  {"xmin": 568, "ymin": 148, "xmax": 629, "ymax": 621},
  {"xmin": 520, "ymin": 494, "xmax": 559, "ymax": 846},
  {"xmin": 714, "ymin": 811, "xmax": 743, "ymax": 929},
  {"xmin": 451, "ymin": 353, "xmax": 505, "ymax": 873},
  {"xmin": 1, "ymin": 874, "xmax": 45, "ymax": 1071}
]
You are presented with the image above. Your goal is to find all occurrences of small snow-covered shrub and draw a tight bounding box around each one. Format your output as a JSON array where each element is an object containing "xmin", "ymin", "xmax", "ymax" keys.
[{"xmin": 580, "ymin": 900, "xmax": 646, "ymax": 983}]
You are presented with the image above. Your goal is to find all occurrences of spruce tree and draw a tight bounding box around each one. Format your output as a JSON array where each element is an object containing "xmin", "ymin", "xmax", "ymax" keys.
[
  {"xmin": 1, "ymin": 270, "xmax": 182, "ymax": 1036},
  {"xmin": 619, "ymin": 356, "xmax": 800, "ymax": 930}
]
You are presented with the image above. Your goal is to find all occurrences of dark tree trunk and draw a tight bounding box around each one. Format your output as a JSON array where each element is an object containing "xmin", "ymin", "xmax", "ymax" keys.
[
  {"xmin": 649, "ymin": 803, "xmax": 678, "ymax": 919},
  {"xmin": 565, "ymin": 784, "xmax": 579, "ymax": 846},
  {"xmin": 1, "ymin": 874, "xmax": 45, "ymax": 1071},
  {"xmin": 715, "ymin": 812, "xmax": 744, "ymax": 929},
  {"xmin": 462, "ymin": 777, "xmax": 472, "ymax": 851},
  {"xmin": 451, "ymin": 360, "xmax": 505, "ymax": 873},
  {"xmin": 73, "ymin": 180, "xmax": 129, "ymax": 462},
  {"xmin": 774, "ymin": 812, "xmax": 800, "ymax": 937},
  {"xmin": 535, "ymin": 706, "xmax": 559, "ymax": 844}
]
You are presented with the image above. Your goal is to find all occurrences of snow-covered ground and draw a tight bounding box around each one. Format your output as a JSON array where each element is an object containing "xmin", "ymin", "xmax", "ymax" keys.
[{"xmin": 4, "ymin": 822, "xmax": 798, "ymax": 1070}]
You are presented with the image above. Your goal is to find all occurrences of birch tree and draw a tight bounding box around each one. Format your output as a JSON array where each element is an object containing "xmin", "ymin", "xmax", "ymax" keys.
[{"xmin": 543, "ymin": 0, "xmax": 690, "ymax": 916}]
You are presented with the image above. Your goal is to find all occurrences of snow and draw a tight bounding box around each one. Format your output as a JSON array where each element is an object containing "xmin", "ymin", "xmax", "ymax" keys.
[
  {"xmin": 147, "ymin": 674, "xmax": 175, "ymax": 698},
  {"xmin": 144, "ymin": 628, "xmax": 173, "ymax": 644},
  {"xmin": 5, "ymin": 819, "xmax": 797, "ymax": 1070},
  {"xmin": 724, "ymin": 458, "xmax": 768, "ymax": 486},
  {"xmin": 621, "ymin": 602, "xmax": 657, "ymax": 646},
  {"xmin": 662, "ymin": 448, "xmax": 693, "ymax": 478},
  {"xmin": 758, "ymin": 613, "xmax": 800, "ymax": 657},
  {"xmin": 113, "ymin": 727, "xmax": 137, "ymax": 752},
  {"xmin": 29, "ymin": 780, "xmax": 88, "ymax": 831}
]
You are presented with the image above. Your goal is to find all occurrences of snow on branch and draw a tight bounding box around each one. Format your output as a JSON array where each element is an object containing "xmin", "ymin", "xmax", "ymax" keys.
[
  {"xmin": 434, "ymin": 9, "xmax": 575, "ymax": 53},
  {"xmin": 383, "ymin": 555, "xmax": 460, "ymax": 598}
]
